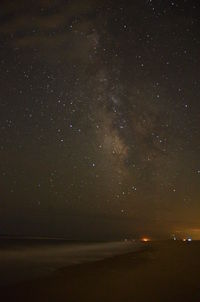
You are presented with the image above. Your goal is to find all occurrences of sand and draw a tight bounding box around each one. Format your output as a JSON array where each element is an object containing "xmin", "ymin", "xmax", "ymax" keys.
[{"xmin": 1, "ymin": 241, "xmax": 200, "ymax": 302}]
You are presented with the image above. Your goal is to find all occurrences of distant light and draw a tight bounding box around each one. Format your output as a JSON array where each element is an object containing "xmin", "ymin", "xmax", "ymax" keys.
[
  {"xmin": 183, "ymin": 238, "xmax": 192, "ymax": 242},
  {"xmin": 172, "ymin": 235, "xmax": 176, "ymax": 241},
  {"xmin": 141, "ymin": 238, "xmax": 150, "ymax": 242}
]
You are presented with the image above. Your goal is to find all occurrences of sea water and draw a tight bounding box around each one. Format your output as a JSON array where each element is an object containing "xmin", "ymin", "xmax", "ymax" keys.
[{"xmin": 0, "ymin": 238, "xmax": 143, "ymax": 286}]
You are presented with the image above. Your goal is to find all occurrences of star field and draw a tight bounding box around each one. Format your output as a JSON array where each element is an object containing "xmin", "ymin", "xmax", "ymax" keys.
[{"xmin": 0, "ymin": 0, "xmax": 200, "ymax": 239}]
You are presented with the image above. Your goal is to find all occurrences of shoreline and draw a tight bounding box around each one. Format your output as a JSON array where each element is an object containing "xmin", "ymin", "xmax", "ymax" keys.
[{"xmin": 1, "ymin": 241, "xmax": 200, "ymax": 302}]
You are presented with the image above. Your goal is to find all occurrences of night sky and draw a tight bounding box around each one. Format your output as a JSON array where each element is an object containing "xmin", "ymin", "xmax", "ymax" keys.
[{"xmin": 0, "ymin": 0, "xmax": 200, "ymax": 240}]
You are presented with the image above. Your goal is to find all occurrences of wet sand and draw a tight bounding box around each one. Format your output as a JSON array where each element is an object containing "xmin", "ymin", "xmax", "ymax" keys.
[{"xmin": 1, "ymin": 241, "xmax": 200, "ymax": 302}]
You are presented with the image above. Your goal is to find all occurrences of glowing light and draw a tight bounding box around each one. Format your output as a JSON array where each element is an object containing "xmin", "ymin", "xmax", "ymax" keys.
[{"xmin": 141, "ymin": 237, "xmax": 151, "ymax": 242}]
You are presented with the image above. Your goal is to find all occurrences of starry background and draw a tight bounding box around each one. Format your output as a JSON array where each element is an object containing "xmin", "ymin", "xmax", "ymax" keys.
[{"xmin": 0, "ymin": 0, "xmax": 200, "ymax": 240}]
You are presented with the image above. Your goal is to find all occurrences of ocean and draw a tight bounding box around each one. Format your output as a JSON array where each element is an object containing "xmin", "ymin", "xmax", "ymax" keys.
[{"xmin": 0, "ymin": 238, "xmax": 143, "ymax": 286}]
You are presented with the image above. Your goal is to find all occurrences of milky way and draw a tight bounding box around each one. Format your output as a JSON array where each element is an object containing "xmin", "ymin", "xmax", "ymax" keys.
[{"xmin": 0, "ymin": 0, "xmax": 200, "ymax": 239}]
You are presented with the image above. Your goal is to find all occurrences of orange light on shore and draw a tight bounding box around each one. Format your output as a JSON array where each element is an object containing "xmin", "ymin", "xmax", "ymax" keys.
[{"xmin": 141, "ymin": 238, "xmax": 151, "ymax": 242}]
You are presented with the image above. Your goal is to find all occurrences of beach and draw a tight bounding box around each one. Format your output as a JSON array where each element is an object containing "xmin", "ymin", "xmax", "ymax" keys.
[{"xmin": 1, "ymin": 241, "xmax": 200, "ymax": 302}]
